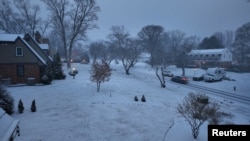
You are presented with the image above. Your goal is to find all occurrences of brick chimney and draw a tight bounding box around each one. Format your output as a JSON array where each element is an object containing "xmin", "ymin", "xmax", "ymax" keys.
[{"xmin": 35, "ymin": 31, "xmax": 42, "ymax": 43}]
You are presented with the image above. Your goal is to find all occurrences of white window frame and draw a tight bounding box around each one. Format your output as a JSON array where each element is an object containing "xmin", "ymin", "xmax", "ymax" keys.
[{"xmin": 16, "ymin": 47, "xmax": 23, "ymax": 56}]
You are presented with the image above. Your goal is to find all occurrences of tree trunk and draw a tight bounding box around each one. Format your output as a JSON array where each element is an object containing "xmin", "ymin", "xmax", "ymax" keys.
[
  {"xmin": 97, "ymin": 81, "xmax": 101, "ymax": 92},
  {"xmin": 125, "ymin": 69, "xmax": 130, "ymax": 75},
  {"xmin": 182, "ymin": 64, "xmax": 185, "ymax": 76},
  {"xmin": 156, "ymin": 67, "xmax": 165, "ymax": 88},
  {"xmin": 67, "ymin": 48, "xmax": 72, "ymax": 69}
]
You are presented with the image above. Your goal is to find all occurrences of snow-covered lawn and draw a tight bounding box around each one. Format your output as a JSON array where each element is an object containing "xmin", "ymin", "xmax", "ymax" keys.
[{"xmin": 7, "ymin": 62, "xmax": 250, "ymax": 141}]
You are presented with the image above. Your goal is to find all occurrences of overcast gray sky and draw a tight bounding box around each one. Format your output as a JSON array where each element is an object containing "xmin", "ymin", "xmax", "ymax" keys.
[{"xmin": 87, "ymin": 0, "xmax": 250, "ymax": 41}]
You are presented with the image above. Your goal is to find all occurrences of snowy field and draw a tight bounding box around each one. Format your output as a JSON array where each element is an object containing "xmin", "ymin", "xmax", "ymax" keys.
[{"xmin": 7, "ymin": 61, "xmax": 250, "ymax": 141}]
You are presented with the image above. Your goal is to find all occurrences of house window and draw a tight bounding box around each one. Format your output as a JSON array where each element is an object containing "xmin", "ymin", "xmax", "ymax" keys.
[
  {"xmin": 17, "ymin": 65, "xmax": 24, "ymax": 77},
  {"xmin": 16, "ymin": 47, "xmax": 23, "ymax": 56}
]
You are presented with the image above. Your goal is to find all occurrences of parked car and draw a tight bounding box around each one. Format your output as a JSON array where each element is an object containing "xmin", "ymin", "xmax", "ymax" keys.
[
  {"xmin": 192, "ymin": 73, "xmax": 205, "ymax": 81},
  {"xmin": 162, "ymin": 70, "xmax": 174, "ymax": 77},
  {"xmin": 171, "ymin": 76, "xmax": 189, "ymax": 84}
]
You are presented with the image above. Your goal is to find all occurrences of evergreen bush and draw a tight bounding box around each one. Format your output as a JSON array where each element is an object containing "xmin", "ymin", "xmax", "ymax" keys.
[
  {"xmin": 18, "ymin": 99, "xmax": 24, "ymax": 113},
  {"xmin": 41, "ymin": 61, "xmax": 53, "ymax": 84},
  {"xmin": 52, "ymin": 52, "xmax": 65, "ymax": 79},
  {"xmin": 31, "ymin": 99, "xmax": 36, "ymax": 112},
  {"xmin": 134, "ymin": 96, "xmax": 138, "ymax": 101},
  {"xmin": 141, "ymin": 95, "xmax": 146, "ymax": 102}
]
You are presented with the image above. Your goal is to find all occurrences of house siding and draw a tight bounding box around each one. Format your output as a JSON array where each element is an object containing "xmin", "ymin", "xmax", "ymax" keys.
[
  {"xmin": 0, "ymin": 64, "xmax": 41, "ymax": 84},
  {"xmin": 0, "ymin": 38, "xmax": 43, "ymax": 65}
]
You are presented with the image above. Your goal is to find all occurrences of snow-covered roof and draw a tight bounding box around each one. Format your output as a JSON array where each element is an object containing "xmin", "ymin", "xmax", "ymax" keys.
[
  {"xmin": 22, "ymin": 39, "xmax": 46, "ymax": 64},
  {"xmin": 39, "ymin": 44, "xmax": 49, "ymax": 50},
  {"xmin": 188, "ymin": 49, "xmax": 228, "ymax": 55},
  {"xmin": 0, "ymin": 34, "xmax": 24, "ymax": 42},
  {"xmin": 0, "ymin": 108, "xmax": 19, "ymax": 141},
  {"xmin": 0, "ymin": 33, "xmax": 46, "ymax": 65}
]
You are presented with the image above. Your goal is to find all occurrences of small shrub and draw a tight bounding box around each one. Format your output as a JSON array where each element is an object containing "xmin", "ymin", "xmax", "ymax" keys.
[
  {"xmin": 134, "ymin": 96, "xmax": 138, "ymax": 101},
  {"xmin": 18, "ymin": 99, "xmax": 24, "ymax": 113},
  {"xmin": 141, "ymin": 95, "xmax": 146, "ymax": 102},
  {"xmin": 54, "ymin": 71, "xmax": 66, "ymax": 80},
  {"xmin": 41, "ymin": 61, "xmax": 54, "ymax": 84},
  {"xmin": 41, "ymin": 74, "xmax": 53, "ymax": 84},
  {"xmin": 31, "ymin": 99, "xmax": 36, "ymax": 112}
]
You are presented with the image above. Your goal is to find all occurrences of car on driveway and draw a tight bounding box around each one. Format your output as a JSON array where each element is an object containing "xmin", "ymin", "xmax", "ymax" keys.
[
  {"xmin": 162, "ymin": 70, "xmax": 174, "ymax": 77},
  {"xmin": 171, "ymin": 76, "xmax": 189, "ymax": 84}
]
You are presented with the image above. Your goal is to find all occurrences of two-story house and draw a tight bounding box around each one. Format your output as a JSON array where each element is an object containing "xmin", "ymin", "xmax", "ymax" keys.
[
  {"xmin": 187, "ymin": 48, "xmax": 232, "ymax": 68},
  {"xmin": 0, "ymin": 33, "xmax": 52, "ymax": 85}
]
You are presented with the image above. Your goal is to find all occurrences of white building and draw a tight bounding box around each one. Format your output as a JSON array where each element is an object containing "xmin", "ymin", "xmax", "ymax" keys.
[{"xmin": 187, "ymin": 48, "xmax": 232, "ymax": 68}]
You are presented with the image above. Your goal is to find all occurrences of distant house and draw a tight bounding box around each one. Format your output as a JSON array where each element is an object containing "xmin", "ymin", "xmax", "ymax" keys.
[
  {"xmin": 0, "ymin": 33, "xmax": 52, "ymax": 85},
  {"xmin": 0, "ymin": 108, "xmax": 20, "ymax": 141},
  {"xmin": 187, "ymin": 48, "xmax": 232, "ymax": 68}
]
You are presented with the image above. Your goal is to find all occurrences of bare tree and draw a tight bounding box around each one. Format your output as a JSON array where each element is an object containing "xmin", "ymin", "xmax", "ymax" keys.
[
  {"xmin": 89, "ymin": 40, "xmax": 107, "ymax": 63},
  {"xmin": 232, "ymin": 22, "xmax": 250, "ymax": 65},
  {"xmin": 138, "ymin": 25, "xmax": 166, "ymax": 67},
  {"xmin": 177, "ymin": 92, "xmax": 210, "ymax": 139},
  {"xmin": 47, "ymin": 29, "xmax": 65, "ymax": 57},
  {"xmin": 0, "ymin": 0, "xmax": 17, "ymax": 33},
  {"xmin": 105, "ymin": 41, "xmax": 118, "ymax": 65},
  {"xmin": 166, "ymin": 30, "xmax": 186, "ymax": 64},
  {"xmin": 177, "ymin": 92, "xmax": 231, "ymax": 139},
  {"xmin": 0, "ymin": 0, "xmax": 45, "ymax": 36},
  {"xmin": 42, "ymin": 0, "xmax": 100, "ymax": 69},
  {"xmin": 13, "ymin": 0, "xmax": 41, "ymax": 37},
  {"xmin": 155, "ymin": 66, "xmax": 165, "ymax": 88},
  {"xmin": 90, "ymin": 60, "xmax": 111, "ymax": 92},
  {"xmin": 108, "ymin": 25, "xmax": 142, "ymax": 75},
  {"xmin": 223, "ymin": 30, "xmax": 235, "ymax": 52},
  {"xmin": 213, "ymin": 30, "xmax": 235, "ymax": 51},
  {"xmin": 213, "ymin": 31, "xmax": 225, "ymax": 46},
  {"xmin": 119, "ymin": 38, "xmax": 142, "ymax": 75},
  {"xmin": 178, "ymin": 36, "xmax": 197, "ymax": 76},
  {"xmin": 138, "ymin": 25, "xmax": 169, "ymax": 87},
  {"xmin": 126, "ymin": 38, "xmax": 142, "ymax": 67}
]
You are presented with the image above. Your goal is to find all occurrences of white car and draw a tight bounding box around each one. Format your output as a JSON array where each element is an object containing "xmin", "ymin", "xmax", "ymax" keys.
[
  {"xmin": 193, "ymin": 73, "xmax": 205, "ymax": 81},
  {"xmin": 162, "ymin": 70, "xmax": 174, "ymax": 77}
]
